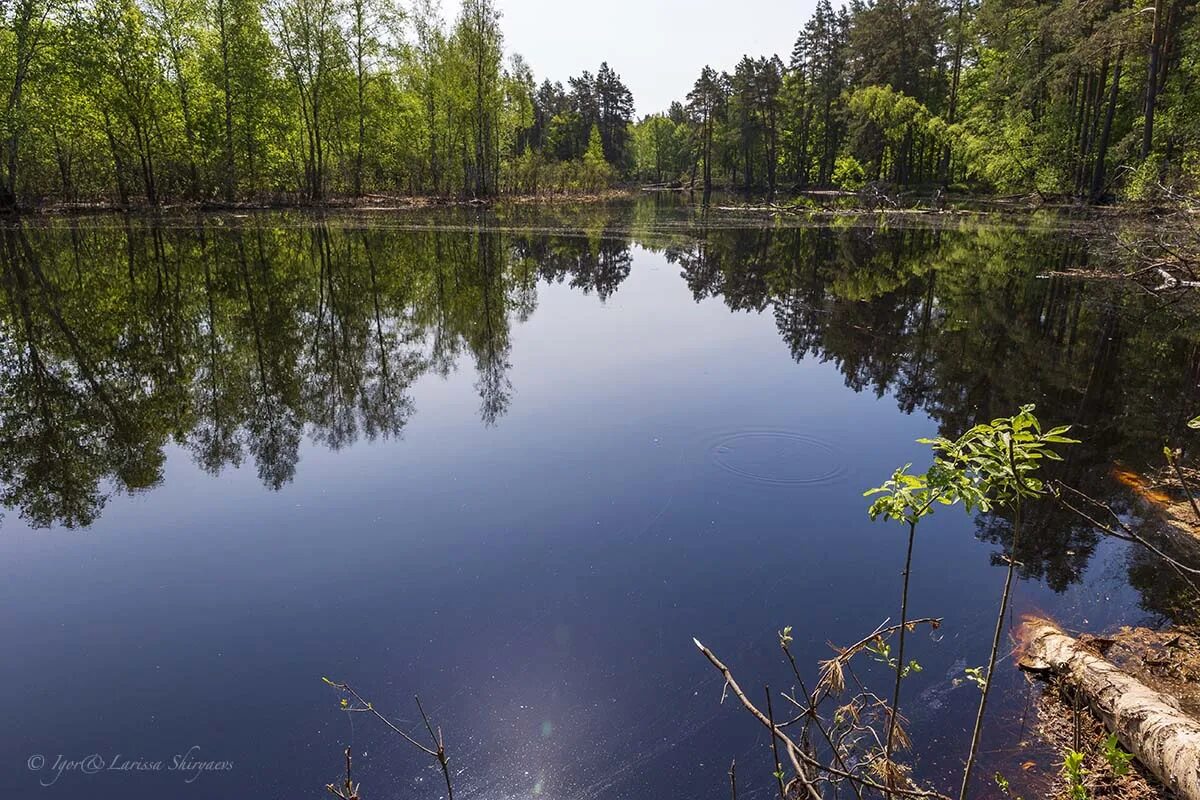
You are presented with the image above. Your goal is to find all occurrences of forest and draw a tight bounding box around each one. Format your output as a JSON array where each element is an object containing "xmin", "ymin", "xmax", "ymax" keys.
[
  {"xmin": 0, "ymin": 0, "xmax": 1197, "ymax": 206},
  {"xmin": 0, "ymin": 0, "xmax": 634, "ymax": 205},
  {"xmin": 643, "ymin": 0, "xmax": 1200, "ymax": 200}
]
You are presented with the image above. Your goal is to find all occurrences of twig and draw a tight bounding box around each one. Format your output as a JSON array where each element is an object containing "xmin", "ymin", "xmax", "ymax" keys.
[
  {"xmin": 326, "ymin": 747, "xmax": 359, "ymax": 800},
  {"xmin": 323, "ymin": 679, "xmax": 454, "ymax": 800},
  {"xmin": 324, "ymin": 679, "xmax": 436, "ymax": 755},
  {"xmin": 766, "ymin": 687, "xmax": 788, "ymax": 800},
  {"xmin": 693, "ymin": 637, "xmax": 950, "ymax": 799},
  {"xmin": 959, "ymin": 440, "xmax": 1022, "ymax": 800},
  {"xmin": 780, "ymin": 638, "xmax": 865, "ymax": 800},
  {"xmin": 886, "ymin": 519, "xmax": 919, "ymax": 786},
  {"xmin": 416, "ymin": 695, "xmax": 455, "ymax": 800},
  {"xmin": 818, "ymin": 618, "xmax": 943, "ymax": 704},
  {"xmin": 1053, "ymin": 480, "xmax": 1200, "ymax": 594}
]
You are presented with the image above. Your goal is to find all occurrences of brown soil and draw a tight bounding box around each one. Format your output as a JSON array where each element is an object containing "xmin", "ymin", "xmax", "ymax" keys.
[
  {"xmin": 1034, "ymin": 675, "xmax": 1167, "ymax": 800},
  {"xmin": 1142, "ymin": 463, "xmax": 1200, "ymax": 544},
  {"xmin": 1030, "ymin": 624, "xmax": 1200, "ymax": 799}
]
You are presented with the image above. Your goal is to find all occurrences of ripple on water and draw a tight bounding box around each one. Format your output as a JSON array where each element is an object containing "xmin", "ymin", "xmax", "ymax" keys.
[{"xmin": 708, "ymin": 430, "xmax": 847, "ymax": 488}]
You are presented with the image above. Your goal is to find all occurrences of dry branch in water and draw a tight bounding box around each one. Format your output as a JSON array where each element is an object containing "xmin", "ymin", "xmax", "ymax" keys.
[
  {"xmin": 1020, "ymin": 617, "xmax": 1200, "ymax": 800},
  {"xmin": 693, "ymin": 625, "xmax": 951, "ymax": 800},
  {"xmin": 327, "ymin": 748, "xmax": 360, "ymax": 800},
  {"xmin": 322, "ymin": 678, "xmax": 454, "ymax": 800}
]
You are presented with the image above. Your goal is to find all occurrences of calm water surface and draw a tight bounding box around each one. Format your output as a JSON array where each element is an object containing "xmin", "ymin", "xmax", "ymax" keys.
[{"xmin": 1, "ymin": 199, "xmax": 1195, "ymax": 799}]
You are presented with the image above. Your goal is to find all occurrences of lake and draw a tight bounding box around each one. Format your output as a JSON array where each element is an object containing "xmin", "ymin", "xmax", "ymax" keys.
[{"xmin": 1, "ymin": 197, "xmax": 1194, "ymax": 799}]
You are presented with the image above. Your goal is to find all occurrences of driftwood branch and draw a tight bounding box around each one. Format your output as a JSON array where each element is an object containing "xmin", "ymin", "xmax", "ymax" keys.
[{"xmin": 1020, "ymin": 618, "xmax": 1200, "ymax": 800}]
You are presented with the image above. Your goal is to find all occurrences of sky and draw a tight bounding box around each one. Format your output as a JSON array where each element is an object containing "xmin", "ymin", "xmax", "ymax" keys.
[{"xmin": 495, "ymin": 0, "xmax": 818, "ymax": 116}]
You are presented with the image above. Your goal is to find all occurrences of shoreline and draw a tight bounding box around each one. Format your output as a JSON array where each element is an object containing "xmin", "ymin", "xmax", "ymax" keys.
[
  {"xmin": 6, "ymin": 188, "xmax": 641, "ymax": 217},
  {"xmin": 4, "ymin": 187, "xmax": 1195, "ymax": 220}
]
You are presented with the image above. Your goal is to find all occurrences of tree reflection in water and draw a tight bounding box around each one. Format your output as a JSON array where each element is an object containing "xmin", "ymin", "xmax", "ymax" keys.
[{"xmin": 1, "ymin": 205, "xmax": 1196, "ymax": 621}]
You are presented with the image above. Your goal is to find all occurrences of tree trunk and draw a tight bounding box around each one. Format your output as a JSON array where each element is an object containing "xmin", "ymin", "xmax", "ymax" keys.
[
  {"xmin": 767, "ymin": 107, "xmax": 778, "ymax": 195},
  {"xmin": 797, "ymin": 101, "xmax": 812, "ymax": 187},
  {"xmin": 312, "ymin": 92, "xmax": 324, "ymax": 201},
  {"xmin": 354, "ymin": 0, "xmax": 366, "ymax": 198},
  {"xmin": 217, "ymin": 0, "xmax": 236, "ymax": 202},
  {"xmin": 1091, "ymin": 50, "xmax": 1123, "ymax": 201},
  {"xmin": 939, "ymin": 0, "xmax": 966, "ymax": 185},
  {"xmin": 1142, "ymin": 0, "xmax": 1163, "ymax": 158},
  {"xmin": 102, "ymin": 111, "xmax": 129, "ymax": 207},
  {"xmin": 702, "ymin": 112, "xmax": 712, "ymax": 196},
  {"xmin": 1020, "ymin": 619, "xmax": 1200, "ymax": 800},
  {"xmin": 820, "ymin": 97, "xmax": 833, "ymax": 185}
]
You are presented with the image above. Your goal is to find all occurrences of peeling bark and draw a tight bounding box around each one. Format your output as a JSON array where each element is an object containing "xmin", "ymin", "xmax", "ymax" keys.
[{"xmin": 1020, "ymin": 618, "xmax": 1200, "ymax": 800}]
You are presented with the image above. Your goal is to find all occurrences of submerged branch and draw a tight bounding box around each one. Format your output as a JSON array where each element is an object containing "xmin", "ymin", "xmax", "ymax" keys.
[{"xmin": 693, "ymin": 636, "xmax": 951, "ymax": 800}]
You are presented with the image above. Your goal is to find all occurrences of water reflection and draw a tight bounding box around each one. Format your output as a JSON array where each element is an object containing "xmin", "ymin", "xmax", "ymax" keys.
[
  {"xmin": 2, "ymin": 208, "xmax": 1197, "ymax": 601},
  {"xmin": 666, "ymin": 221, "xmax": 1199, "ymax": 599}
]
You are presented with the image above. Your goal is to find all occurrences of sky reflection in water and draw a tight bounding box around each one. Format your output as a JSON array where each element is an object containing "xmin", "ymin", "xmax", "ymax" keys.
[{"xmin": 0, "ymin": 200, "xmax": 1194, "ymax": 799}]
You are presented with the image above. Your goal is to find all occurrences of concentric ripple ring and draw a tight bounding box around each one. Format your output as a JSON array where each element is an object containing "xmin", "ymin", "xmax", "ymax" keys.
[{"xmin": 708, "ymin": 430, "xmax": 847, "ymax": 487}]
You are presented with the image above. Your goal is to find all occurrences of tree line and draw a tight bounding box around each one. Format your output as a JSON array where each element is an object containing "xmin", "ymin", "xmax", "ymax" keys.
[
  {"xmin": 3, "ymin": 0, "xmax": 1198, "ymax": 206},
  {"xmin": 634, "ymin": 0, "xmax": 1200, "ymax": 201},
  {"xmin": 0, "ymin": 0, "xmax": 637, "ymax": 206}
]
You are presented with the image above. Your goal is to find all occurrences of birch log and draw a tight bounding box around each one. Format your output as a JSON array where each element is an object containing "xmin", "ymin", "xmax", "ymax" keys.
[{"xmin": 1020, "ymin": 618, "xmax": 1200, "ymax": 800}]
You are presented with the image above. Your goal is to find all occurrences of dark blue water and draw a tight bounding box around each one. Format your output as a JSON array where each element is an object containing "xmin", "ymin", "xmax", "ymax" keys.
[{"xmin": 0, "ymin": 203, "xmax": 1192, "ymax": 799}]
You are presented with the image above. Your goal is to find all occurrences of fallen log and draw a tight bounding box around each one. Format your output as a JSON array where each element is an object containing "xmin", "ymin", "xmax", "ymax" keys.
[{"xmin": 1020, "ymin": 617, "xmax": 1200, "ymax": 800}]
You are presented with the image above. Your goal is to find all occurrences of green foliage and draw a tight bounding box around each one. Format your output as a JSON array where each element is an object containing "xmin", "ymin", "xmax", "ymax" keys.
[
  {"xmin": 865, "ymin": 459, "xmax": 986, "ymax": 526},
  {"xmin": 918, "ymin": 405, "xmax": 1078, "ymax": 502},
  {"xmin": 662, "ymin": 0, "xmax": 1200, "ymax": 198},
  {"xmin": 778, "ymin": 626, "xmax": 793, "ymax": 648},
  {"xmin": 1123, "ymin": 155, "xmax": 1167, "ymax": 203},
  {"xmin": 1, "ymin": 0, "xmax": 1199, "ymax": 201},
  {"xmin": 632, "ymin": 113, "xmax": 691, "ymax": 184},
  {"xmin": 994, "ymin": 771, "xmax": 1023, "ymax": 799},
  {"xmin": 832, "ymin": 155, "xmax": 866, "ymax": 190},
  {"xmin": 581, "ymin": 123, "xmax": 613, "ymax": 191},
  {"xmin": 1101, "ymin": 733, "xmax": 1133, "ymax": 777},
  {"xmin": 843, "ymin": 85, "xmax": 952, "ymax": 184},
  {"xmin": 1062, "ymin": 749, "xmax": 1088, "ymax": 800},
  {"xmin": 963, "ymin": 666, "xmax": 987, "ymax": 692},
  {"xmin": 864, "ymin": 636, "xmax": 922, "ymax": 678},
  {"xmin": 0, "ymin": 0, "xmax": 638, "ymax": 205}
]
